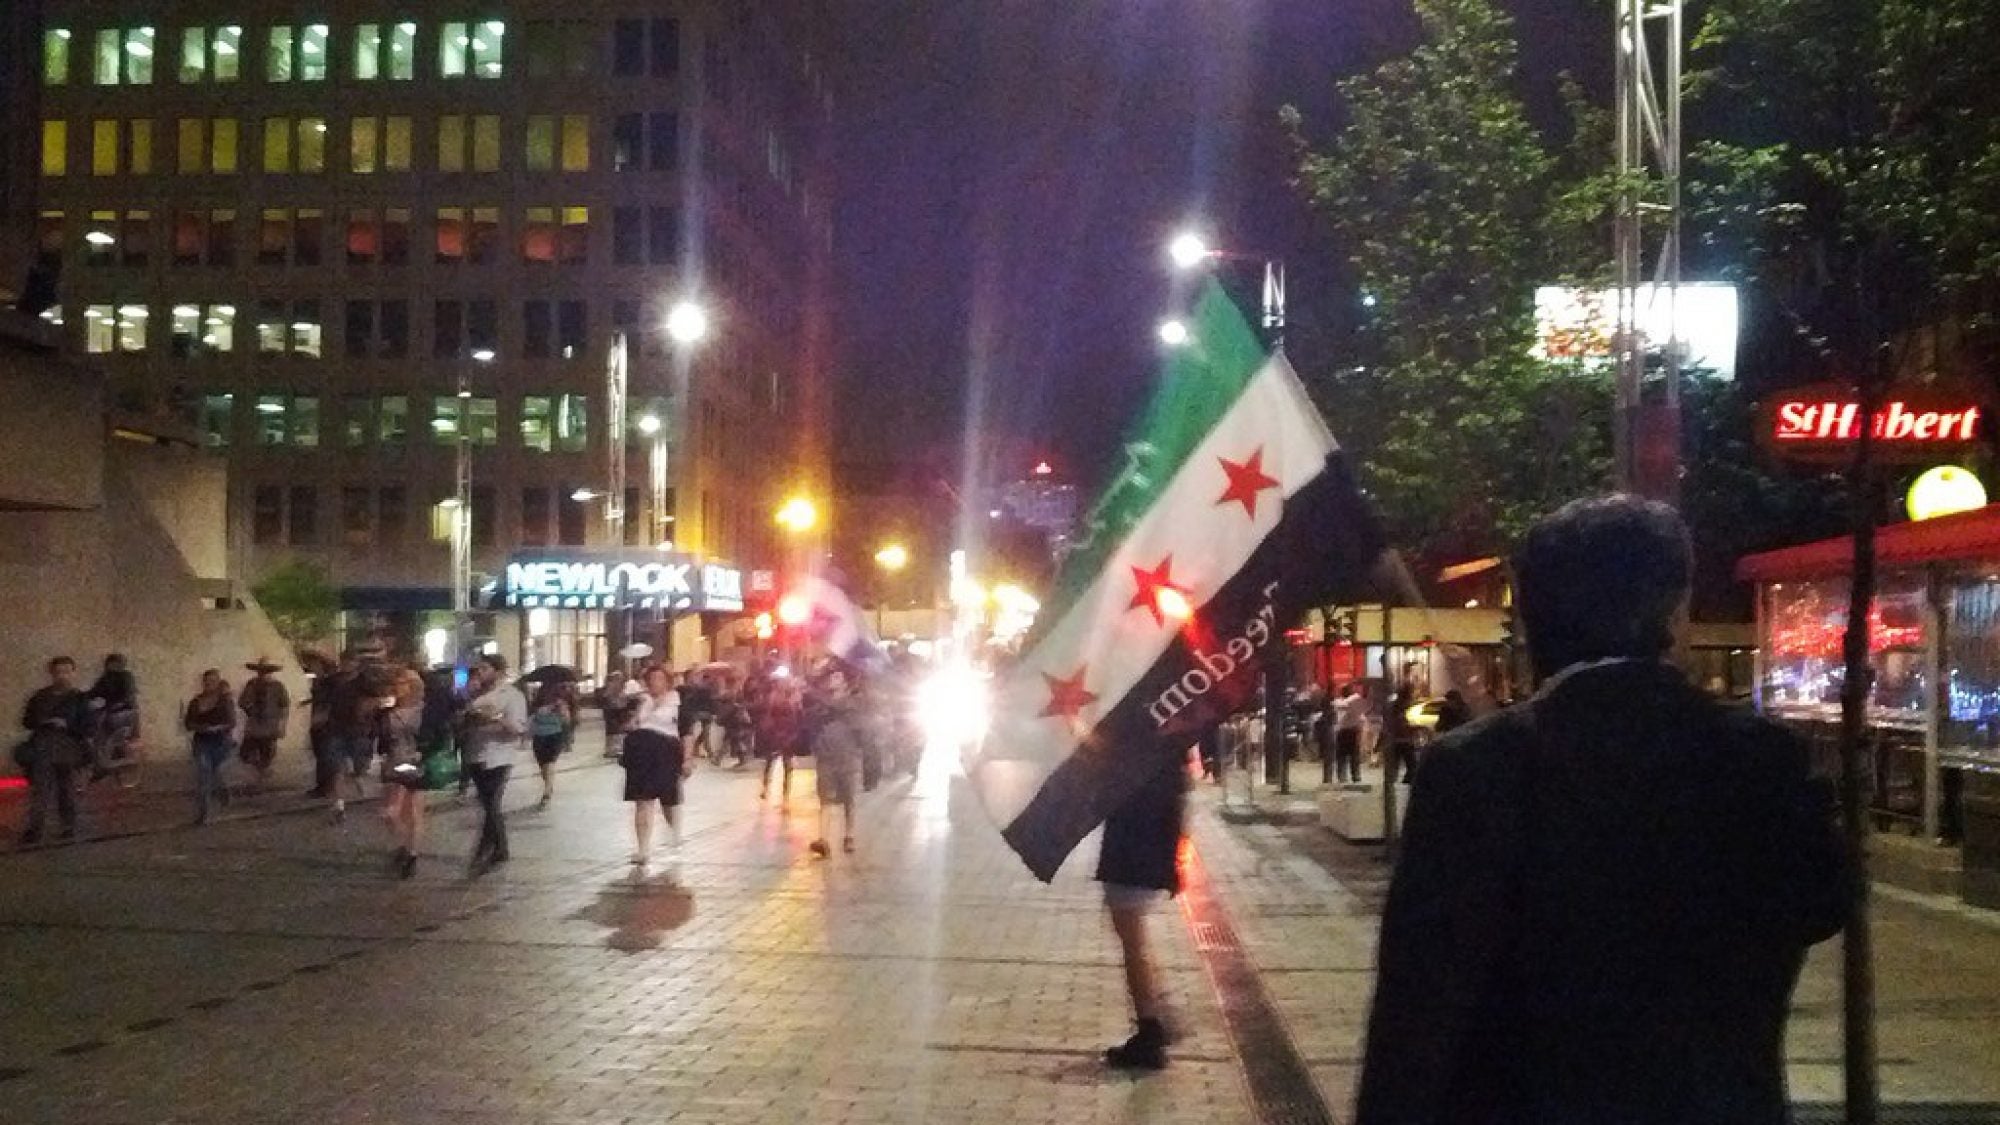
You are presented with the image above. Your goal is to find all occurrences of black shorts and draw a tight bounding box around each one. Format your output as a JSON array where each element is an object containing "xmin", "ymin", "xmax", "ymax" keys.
[
  {"xmin": 532, "ymin": 735, "xmax": 566, "ymax": 766},
  {"xmin": 621, "ymin": 729, "xmax": 684, "ymax": 805}
]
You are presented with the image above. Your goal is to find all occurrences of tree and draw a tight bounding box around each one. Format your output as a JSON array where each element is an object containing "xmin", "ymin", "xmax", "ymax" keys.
[
  {"xmin": 252, "ymin": 559, "xmax": 340, "ymax": 653},
  {"xmin": 1283, "ymin": 0, "xmax": 1614, "ymax": 567}
]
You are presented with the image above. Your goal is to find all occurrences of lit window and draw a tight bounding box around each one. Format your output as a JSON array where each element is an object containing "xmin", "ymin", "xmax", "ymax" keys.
[
  {"xmin": 179, "ymin": 119, "xmax": 208, "ymax": 173},
  {"xmin": 44, "ymin": 28, "xmax": 71, "ymax": 85},
  {"xmin": 171, "ymin": 303, "xmax": 235, "ymax": 357},
  {"xmin": 521, "ymin": 396, "xmax": 552, "ymax": 450},
  {"xmin": 353, "ymin": 24, "xmax": 382, "ymax": 80},
  {"xmin": 472, "ymin": 115, "xmax": 500, "ymax": 171},
  {"xmin": 299, "ymin": 25, "xmax": 328, "ymax": 81},
  {"xmin": 388, "ymin": 23, "xmax": 416, "ymax": 80},
  {"xmin": 291, "ymin": 300, "xmax": 323, "ymax": 358},
  {"xmin": 130, "ymin": 120, "xmax": 152, "ymax": 173},
  {"xmin": 432, "ymin": 396, "xmax": 463, "ymax": 444},
  {"xmin": 555, "ymin": 394, "xmax": 589, "ymax": 452},
  {"xmin": 212, "ymin": 119, "xmax": 238, "ymax": 173},
  {"xmin": 92, "ymin": 119, "xmax": 119, "ymax": 175},
  {"xmin": 379, "ymin": 396, "xmax": 409, "ymax": 445},
  {"xmin": 384, "ymin": 117, "xmax": 412, "ymax": 171},
  {"xmin": 172, "ymin": 211, "xmax": 204, "ymax": 265},
  {"xmin": 351, "ymin": 117, "xmax": 378, "ymax": 173},
  {"xmin": 522, "ymin": 206, "xmax": 555, "ymax": 262},
  {"xmin": 299, "ymin": 118, "xmax": 326, "ymax": 172},
  {"xmin": 115, "ymin": 304, "xmax": 149, "ymax": 352},
  {"xmin": 120, "ymin": 210, "xmax": 151, "ymax": 267},
  {"xmin": 263, "ymin": 117, "xmax": 292, "ymax": 173},
  {"xmin": 255, "ymin": 300, "xmax": 287, "ymax": 353},
  {"xmin": 85, "ymin": 211, "xmax": 117, "ymax": 265},
  {"xmin": 559, "ymin": 206, "xmax": 589, "ymax": 264},
  {"xmin": 440, "ymin": 22, "xmax": 468, "ymax": 77},
  {"xmin": 525, "ymin": 116, "xmax": 554, "ymax": 171},
  {"xmin": 468, "ymin": 397, "xmax": 499, "ymax": 446},
  {"xmin": 84, "ymin": 305, "xmax": 115, "ymax": 353},
  {"xmin": 437, "ymin": 115, "xmax": 466, "ymax": 172},
  {"xmin": 291, "ymin": 396, "xmax": 321, "ymax": 446},
  {"xmin": 125, "ymin": 27, "xmax": 155, "ymax": 84},
  {"xmin": 347, "ymin": 209, "xmax": 379, "ymax": 264},
  {"xmin": 560, "ymin": 115, "xmax": 590, "ymax": 171},
  {"xmin": 473, "ymin": 20, "xmax": 505, "ymax": 77},
  {"xmin": 213, "ymin": 27, "xmax": 241, "ymax": 81},
  {"xmin": 435, "ymin": 207, "xmax": 465, "ymax": 263},
  {"xmin": 200, "ymin": 394, "xmax": 233, "ymax": 447},
  {"xmin": 256, "ymin": 394, "xmax": 287, "ymax": 444},
  {"xmin": 42, "ymin": 120, "xmax": 66, "ymax": 176},
  {"xmin": 267, "ymin": 26, "xmax": 294, "ymax": 81},
  {"xmin": 179, "ymin": 27, "xmax": 205, "ymax": 82},
  {"xmin": 341, "ymin": 395, "xmax": 373, "ymax": 446},
  {"xmin": 93, "ymin": 29, "xmax": 119, "ymax": 84}
]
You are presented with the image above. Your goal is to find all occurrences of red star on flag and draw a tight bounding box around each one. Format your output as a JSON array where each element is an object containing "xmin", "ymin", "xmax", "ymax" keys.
[
  {"xmin": 1128, "ymin": 556, "xmax": 1193, "ymax": 627},
  {"xmin": 1039, "ymin": 667, "xmax": 1099, "ymax": 722},
  {"xmin": 1217, "ymin": 448, "xmax": 1281, "ymax": 519}
]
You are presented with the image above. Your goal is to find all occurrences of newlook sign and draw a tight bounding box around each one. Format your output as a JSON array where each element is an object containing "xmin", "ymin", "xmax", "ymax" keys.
[{"xmin": 501, "ymin": 551, "xmax": 745, "ymax": 612}]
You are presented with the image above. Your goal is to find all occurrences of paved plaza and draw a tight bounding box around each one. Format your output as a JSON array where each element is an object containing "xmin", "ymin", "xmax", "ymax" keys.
[{"xmin": 2, "ymin": 746, "xmax": 1999, "ymax": 1125}]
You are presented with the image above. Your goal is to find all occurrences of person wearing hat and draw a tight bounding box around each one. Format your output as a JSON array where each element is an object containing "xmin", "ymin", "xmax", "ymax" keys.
[{"xmin": 238, "ymin": 658, "xmax": 291, "ymax": 789}]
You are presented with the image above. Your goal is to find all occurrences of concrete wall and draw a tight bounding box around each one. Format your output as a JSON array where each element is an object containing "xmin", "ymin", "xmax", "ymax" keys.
[{"xmin": 0, "ymin": 329, "xmax": 102, "ymax": 512}]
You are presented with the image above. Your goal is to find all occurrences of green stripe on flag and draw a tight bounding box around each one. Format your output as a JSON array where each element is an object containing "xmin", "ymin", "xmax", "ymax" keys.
[{"xmin": 1033, "ymin": 280, "xmax": 1268, "ymax": 639}]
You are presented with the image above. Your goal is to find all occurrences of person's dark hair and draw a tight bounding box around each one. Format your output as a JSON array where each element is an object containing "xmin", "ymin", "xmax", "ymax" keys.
[
  {"xmin": 478, "ymin": 653, "xmax": 509, "ymax": 675},
  {"xmin": 1514, "ymin": 494, "xmax": 1692, "ymax": 680},
  {"xmin": 48, "ymin": 656, "xmax": 75, "ymax": 673}
]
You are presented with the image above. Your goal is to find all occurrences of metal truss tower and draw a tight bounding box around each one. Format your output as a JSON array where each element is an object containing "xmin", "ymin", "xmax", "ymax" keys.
[{"xmin": 1613, "ymin": 0, "xmax": 1684, "ymax": 503}]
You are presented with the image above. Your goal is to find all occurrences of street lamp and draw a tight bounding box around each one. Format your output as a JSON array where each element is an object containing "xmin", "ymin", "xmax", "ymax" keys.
[
  {"xmin": 775, "ymin": 495, "xmax": 819, "ymax": 535},
  {"xmin": 1157, "ymin": 318, "xmax": 1191, "ymax": 348},
  {"xmin": 874, "ymin": 543, "xmax": 909, "ymax": 572},
  {"xmin": 1167, "ymin": 231, "xmax": 1211, "ymax": 271},
  {"xmin": 666, "ymin": 300, "xmax": 710, "ymax": 345}
]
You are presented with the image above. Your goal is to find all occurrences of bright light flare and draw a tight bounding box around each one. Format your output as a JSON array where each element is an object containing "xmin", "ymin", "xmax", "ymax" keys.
[
  {"xmin": 1157, "ymin": 318, "xmax": 1190, "ymax": 348},
  {"xmin": 917, "ymin": 663, "xmax": 990, "ymax": 749},
  {"xmin": 1156, "ymin": 586, "xmax": 1194, "ymax": 622},
  {"xmin": 874, "ymin": 543, "xmax": 910, "ymax": 572},
  {"xmin": 665, "ymin": 300, "xmax": 710, "ymax": 345},
  {"xmin": 1168, "ymin": 231, "xmax": 1211, "ymax": 270},
  {"xmin": 777, "ymin": 593, "xmax": 811, "ymax": 626},
  {"xmin": 774, "ymin": 496, "xmax": 819, "ymax": 534}
]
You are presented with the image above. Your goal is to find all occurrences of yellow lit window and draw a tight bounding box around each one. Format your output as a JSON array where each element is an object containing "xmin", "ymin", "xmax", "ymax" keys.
[
  {"xmin": 263, "ymin": 117, "xmax": 292, "ymax": 173},
  {"xmin": 560, "ymin": 115, "xmax": 589, "ymax": 172},
  {"xmin": 385, "ymin": 117, "xmax": 412, "ymax": 172},
  {"xmin": 178, "ymin": 118, "xmax": 205, "ymax": 173},
  {"xmin": 472, "ymin": 116, "xmax": 500, "ymax": 172},
  {"xmin": 130, "ymin": 120, "xmax": 153, "ymax": 174},
  {"xmin": 525, "ymin": 115, "xmax": 554, "ymax": 171},
  {"xmin": 351, "ymin": 117, "xmax": 378, "ymax": 173},
  {"xmin": 92, "ymin": 119, "xmax": 119, "ymax": 175},
  {"xmin": 42, "ymin": 120, "xmax": 67, "ymax": 176},
  {"xmin": 299, "ymin": 118, "xmax": 326, "ymax": 172},
  {"xmin": 437, "ymin": 115, "xmax": 466, "ymax": 172},
  {"xmin": 212, "ymin": 119, "xmax": 239, "ymax": 173}
]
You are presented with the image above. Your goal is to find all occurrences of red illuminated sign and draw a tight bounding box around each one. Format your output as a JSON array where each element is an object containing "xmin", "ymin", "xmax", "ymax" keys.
[{"xmin": 1760, "ymin": 382, "xmax": 1986, "ymax": 465}]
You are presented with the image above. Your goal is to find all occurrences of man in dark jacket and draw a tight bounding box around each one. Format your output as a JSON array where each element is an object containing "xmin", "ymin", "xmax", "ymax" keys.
[
  {"xmin": 1356, "ymin": 495, "xmax": 1848, "ymax": 1125},
  {"xmin": 19, "ymin": 657, "xmax": 90, "ymax": 844}
]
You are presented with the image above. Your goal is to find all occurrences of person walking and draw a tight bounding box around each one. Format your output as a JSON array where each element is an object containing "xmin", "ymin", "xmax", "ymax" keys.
[
  {"xmin": 622, "ymin": 665, "xmax": 688, "ymax": 865},
  {"xmin": 1331, "ymin": 682, "xmax": 1367, "ymax": 784},
  {"xmin": 237, "ymin": 658, "xmax": 290, "ymax": 790},
  {"xmin": 756, "ymin": 676, "xmax": 802, "ymax": 803},
  {"xmin": 1099, "ymin": 756, "xmax": 1190, "ymax": 1070},
  {"xmin": 529, "ymin": 680, "xmax": 574, "ymax": 807},
  {"xmin": 377, "ymin": 666, "xmax": 427, "ymax": 878},
  {"xmin": 460, "ymin": 654, "xmax": 527, "ymax": 875},
  {"xmin": 16, "ymin": 657, "xmax": 90, "ymax": 845},
  {"xmin": 183, "ymin": 669, "xmax": 237, "ymax": 825},
  {"xmin": 1355, "ymin": 496, "xmax": 1849, "ymax": 1125},
  {"xmin": 807, "ymin": 668, "xmax": 865, "ymax": 858},
  {"xmin": 1384, "ymin": 663, "xmax": 1422, "ymax": 784},
  {"xmin": 85, "ymin": 653, "xmax": 140, "ymax": 780},
  {"xmin": 314, "ymin": 652, "xmax": 371, "ymax": 823}
]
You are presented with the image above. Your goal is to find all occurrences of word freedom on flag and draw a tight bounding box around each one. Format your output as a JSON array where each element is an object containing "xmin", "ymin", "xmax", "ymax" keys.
[{"xmin": 967, "ymin": 282, "xmax": 1387, "ymax": 881}]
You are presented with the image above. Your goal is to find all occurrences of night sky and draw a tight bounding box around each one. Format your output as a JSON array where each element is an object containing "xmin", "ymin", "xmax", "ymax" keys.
[{"xmin": 831, "ymin": 1, "xmax": 1605, "ymax": 488}]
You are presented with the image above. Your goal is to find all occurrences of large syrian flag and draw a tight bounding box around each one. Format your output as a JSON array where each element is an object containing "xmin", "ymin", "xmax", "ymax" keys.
[{"xmin": 969, "ymin": 281, "xmax": 1387, "ymax": 881}]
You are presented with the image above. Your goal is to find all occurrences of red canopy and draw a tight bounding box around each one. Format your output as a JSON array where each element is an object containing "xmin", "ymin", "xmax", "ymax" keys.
[{"xmin": 1737, "ymin": 504, "xmax": 2000, "ymax": 582}]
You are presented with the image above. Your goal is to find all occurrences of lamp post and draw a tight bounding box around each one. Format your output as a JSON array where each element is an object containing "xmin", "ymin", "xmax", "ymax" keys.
[{"xmin": 1167, "ymin": 227, "xmax": 1291, "ymax": 795}]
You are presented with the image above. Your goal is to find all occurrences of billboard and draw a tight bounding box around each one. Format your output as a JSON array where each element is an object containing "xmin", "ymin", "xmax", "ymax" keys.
[{"xmin": 1533, "ymin": 283, "xmax": 1740, "ymax": 382}]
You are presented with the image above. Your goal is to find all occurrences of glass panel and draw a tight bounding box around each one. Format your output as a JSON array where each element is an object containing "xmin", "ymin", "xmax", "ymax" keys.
[
  {"xmin": 555, "ymin": 394, "xmax": 588, "ymax": 452},
  {"xmin": 435, "ymin": 207, "xmax": 464, "ymax": 262},
  {"xmin": 252, "ymin": 486, "xmax": 283, "ymax": 544},
  {"xmin": 295, "ymin": 209, "xmax": 324, "ymax": 265},
  {"xmin": 471, "ymin": 207, "xmax": 499, "ymax": 264},
  {"xmin": 172, "ymin": 305, "xmax": 202, "ymax": 355},
  {"xmin": 612, "ymin": 115, "xmax": 640, "ymax": 172},
  {"xmin": 125, "ymin": 27, "xmax": 155, "ymax": 84},
  {"xmin": 267, "ymin": 26, "xmax": 294, "ymax": 82},
  {"xmin": 41, "ymin": 121, "xmax": 65, "ymax": 176},
  {"xmin": 388, "ymin": 22, "xmax": 416, "ymax": 80},
  {"xmin": 344, "ymin": 300, "xmax": 374, "ymax": 357},
  {"xmin": 200, "ymin": 394, "xmax": 233, "ymax": 447},
  {"xmin": 116, "ymin": 303, "xmax": 148, "ymax": 351},
  {"xmin": 342, "ymin": 487, "xmax": 373, "ymax": 545},
  {"xmin": 560, "ymin": 115, "xmax": 589, "ymax": 171},
  {"xmin": 342, "ymin": 395, "xmax": 372, "ymax": 446},
  {"xmin": 129, "ymin": 119, "xmax": 152, "ymax": 173},
  {"xmin": 209, "ymin": 210, "xmax": 236, "ymax": 265},
  {"xmin": 202, "ymin": 303, "xmax": 236, "ymax": 352},
  {"xmin": 522, "ymin": 206, "xmax": 555, "ymax": 262},
  {"xmin": 614, "ymin": 20, "xmax": 643, "ymax": 76},
  {"xmin": 521, "ymin": 396, "xmax": 552, "ymax": 451},
  {"xmin": 1762, "ymin": 575, "xmax": 1929, "ymax": 731},
  {"xmin": 346, "ymin": 209, "xmax": 378, "ymax": 263},
  {"xmin": 648, "ymin": 207, "xmax": 675, "ymax": 263},
  {"xmin": 298, "ymin": 118, "xmax": 325, "ymax": 172},
  {"xmin": 121, "ymin": 210, "xmax": 151, "ymax": 267},
  {"xmin": 432, "ymin": 396, "xmax": 462, "ymax": 444},
  {"xmin": 92, "ymin": 119, "xmax": 118, "ymax": 175},
  {"xmin": 437, "ymin": 115, "xmax": 465, "ymax": 172},
  {"xmin": 525, "ymin": 116, "xmax": 554, "ymax": 171},
  {"xmin": 86, "ymin": 210, "xmax": 117, "ymax": 265},
  {"xmin": 379, "ymin": 487, "xmax": 407, "ymax": 541},
  {"xmin": 178, "ymin": 118, "xmax": 204, "ymax": 173},
  {"xmin": 95, "ymin": 29, "xmax": 120, "ymax": 84},
  {"xmin": 354, "ymin": 24, "xmax": 381, "ymax": 80},
  {"xmin": 299, "ymin": 24, "xmax": 328, "ymax": 80},
  {"xmin": 472, "ymin": 20, "xmax": 504, "ymax": 77},
  {"xmin": 559, "ymin": 207, "xmax": 588, "ymax": 263},
  {"xmin": 472, "ymin": 115, "xmax": 500, "ymax": 171},
  {"xmin": 468, "ymin": 300, "xmax": 497, "ymax": 356},
  {"xmin": 648, "ymin": 113, "xmax": 676, "ymax": 170},
  {"xmin": 256, "ymin": 394, "xmax": 287, "ymax": 443},
  {"xmin": 440, "ymin": 21, "xmax": 467, "ymax": 77},
  {"xmin": 213, "ymin": 26, "xmax": 241, "ymax": 81},
  {"xmin": 650, "ymin": 18, "xmax": 678, "ymax": 76},
  {"xmin": 563, "ymin": 21, "xmax": 595, "ymax": 76},
  {"xmin": 255, "ymin": 300, "xmax": 286, "ymax": 353},
  {"xmin": 384, "ymin": 117, "xmax": 412, "ymax": 171},
  {"xmin": 172, "ymin": 211, "xmax": 203, "ymax": 264},
  {"xmin": 383, "ymin": 210, "xmax": 411, "ymax": 266},
  {"xmin": 291, "ymin": 300, "xmax": 322, "ymax": 358},
  {"xmin": 179, "ymin": 27, "xmax": 205, "ymax": 82},
  {"xmin": 379, "ymin": 395, "xmax": 409, "ymax": 444},
  {"xmin": 291, "ymin": 396, "xmax": 320, "ymax": 446},
  {"xmin": 523, "ymin": 301, "xmax": 551, "ymax": 358},
  {"xmin": 380, "ymin": 299, "xmax": 409, "ymax": 356},
  {"xmin": 258, "ymin": 209, "xmax": 290, "ymax": 264},
  {"xmin": 85, "ymin": 305, "xmax": 115, "ymax": 352},
  {"xmin": 558, "ymin": 300, "xmax": 585, "ymax": 358},
  {"xmin": 263, "ymin": 117, "xmax": 292, "ymax": 173},
  {"xmin": 288, "ymin": 487, "xmax": 317, "ymax": 544},
  {"xmin": 44, "ymin": 28, "xmax": 71, "ymax": 85},
  {"xmin": 350, "ymin": 116, "xmax": 378, "ymax": 173},
  {"xmin": 468, "ymin": 397, "xmax": 498, "ymax": 446},
  {"xmin": 525, "ymin": 21, "xmax": 556, "ymax": 78},
  {"xmin": 212, "ymin": 119, "xmax": 238, "ymax": 173},
  {"xmin": 612, "ymin": 207, "xmax": 639, "ymax": 264},
  {"xmin": 434, "ymin": 300, "xmax": 463, "ymax": 356}
]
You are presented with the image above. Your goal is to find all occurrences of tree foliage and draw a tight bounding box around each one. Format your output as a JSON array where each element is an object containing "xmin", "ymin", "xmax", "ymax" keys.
[
  {"xmin": 1283, "ymin": 0, "xmax": 1614, "ymax": 566},
  {"xmin": 252, "ymin": 559, "xmax": 340, "ymax": 652}
]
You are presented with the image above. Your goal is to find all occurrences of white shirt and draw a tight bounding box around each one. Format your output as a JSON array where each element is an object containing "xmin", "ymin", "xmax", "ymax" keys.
[
  {"xmin": 1334, "ymin": 694, "xmax": 1368, "ymax": 732},
  {"xmin": 463, "ymin": 680, "xmax": 529, "ymax": 767},
  {"xmin": 633, "ymin": 688, "xmax": 681, "ymax": 737}
]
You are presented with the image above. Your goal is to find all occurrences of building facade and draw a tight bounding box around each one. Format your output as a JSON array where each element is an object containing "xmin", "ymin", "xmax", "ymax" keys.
[{"xmin": 19, "ymin": 1, "xmax": 834, "ymax": 672}]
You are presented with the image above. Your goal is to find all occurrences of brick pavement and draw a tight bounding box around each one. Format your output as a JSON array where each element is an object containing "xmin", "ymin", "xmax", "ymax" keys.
[{"xmin": 2, "ymin": 745, "xmax": 1997, "ymax": 1124}]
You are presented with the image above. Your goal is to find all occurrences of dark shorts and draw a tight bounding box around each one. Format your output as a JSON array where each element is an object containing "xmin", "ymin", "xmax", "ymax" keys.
[
  {"xmin": 532, "ymin": 736, "xmax": 566, "ymax": 766},
  {"xmin": 621, "ymin": 730, "xmax": 684, "ymax": 805}
]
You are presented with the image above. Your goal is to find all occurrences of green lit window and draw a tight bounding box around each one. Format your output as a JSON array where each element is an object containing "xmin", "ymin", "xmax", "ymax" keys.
[
  {"xmin": 213, "ymin": 27, "xmax": 241, "ymax": 81},
  {"xmin": 468, "ymin": 397, "xmax": 499, "ymax": 446},
  {"xmin": 44, "ymin": 28, "xmax": 70, "ymax": 85},
  {"xmin": 342, "ymin": 395, "xmax": 373, "ymax": 446},
  {"xmin": 179, "ymin": 27, "xmax": 205, "ymax": 81},
  {"xmin": 379, "ymin": 396, "xmax": 409, "ymax": 445},
  {"xmin": 555, "ymin": 394, "xmax": 588, "ymax": 452},
  {"xmin": 291, "ymin": 396, "xmax": 320, "ymax": 446},
  {"xmin": 524, "ymin": 115, "xmax": 554, "ymax": 171},
  {"xmin": 93, "ymin": 29, "xmax": 118, "ymax": 84},
  {"xmin": 440, "ymin": 22, "xmax": 467, "ymax": 77},
  {"xmin": 299, "ymin": 25, "xmax": 328, "ymax": 80},
  {"xmin": 266, "ymin": 26, "xmax": 294, "ymax": 81},
  {"xmin": 353, "ymin": 24, "xmax": 381, "ymax": 80},
  {"xmin": 255, "ymin": 394, "xmax": 287, "ymax": 444},
  {"xmin": 199, "ymin": 394, "xmax": 234, "ymax": 447},
  {"xmin": 170, "ymin": 303, "xmax": 235, "ymax": 356},
  {"xmin": 432, "ymin": 396, "xmax": 463, "ymax": 445},
  {"xmin": 521, "ymin": 395, "xmax": 552, "ymax": 451},
  {"xmin": 473, "ymin": 20, "xmax": 505, "ymax": 77},
  {"xmin": 388, "ymin": 23, "xmax": 416, "ymax": 79}
]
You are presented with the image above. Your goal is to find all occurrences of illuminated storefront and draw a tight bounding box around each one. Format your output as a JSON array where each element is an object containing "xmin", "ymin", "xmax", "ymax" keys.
[{"xmin": 490, "ymin": 550, "xmax": 746, "ymax": 680}]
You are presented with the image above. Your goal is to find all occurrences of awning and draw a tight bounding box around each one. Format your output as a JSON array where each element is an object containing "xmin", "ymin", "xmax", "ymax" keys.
[
  {"xmin": 1437, "ymin": 556, "xmax": 1503, "ymax": 585},
  {"xmin": 338, "ymin": 586, "xmax": 452, "ymax": 612},
  {"xmin": 1736, "ymin": 504, "xmax": 2000, "ymax": 582}
]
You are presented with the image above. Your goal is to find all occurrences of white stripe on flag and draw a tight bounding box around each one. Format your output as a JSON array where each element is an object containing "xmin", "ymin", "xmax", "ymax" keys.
[{"xmin": 971, "ymin": 352, "xmax": 1334, "ymax": 827}]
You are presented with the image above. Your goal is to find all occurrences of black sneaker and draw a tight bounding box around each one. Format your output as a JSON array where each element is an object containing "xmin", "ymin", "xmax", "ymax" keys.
[{"xmin": 1105, "ymin": 1019, "xmax": 1168, "ymax": 1071}]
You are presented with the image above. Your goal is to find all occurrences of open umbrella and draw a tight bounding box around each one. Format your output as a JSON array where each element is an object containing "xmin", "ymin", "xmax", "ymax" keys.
[
  {"xmin": 618, "ymin": 643, "xmax": 654, "ymax": 659},
  {"xmin": 519, "ymin": 664, "xmax": 581, "ymax": 685}
]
